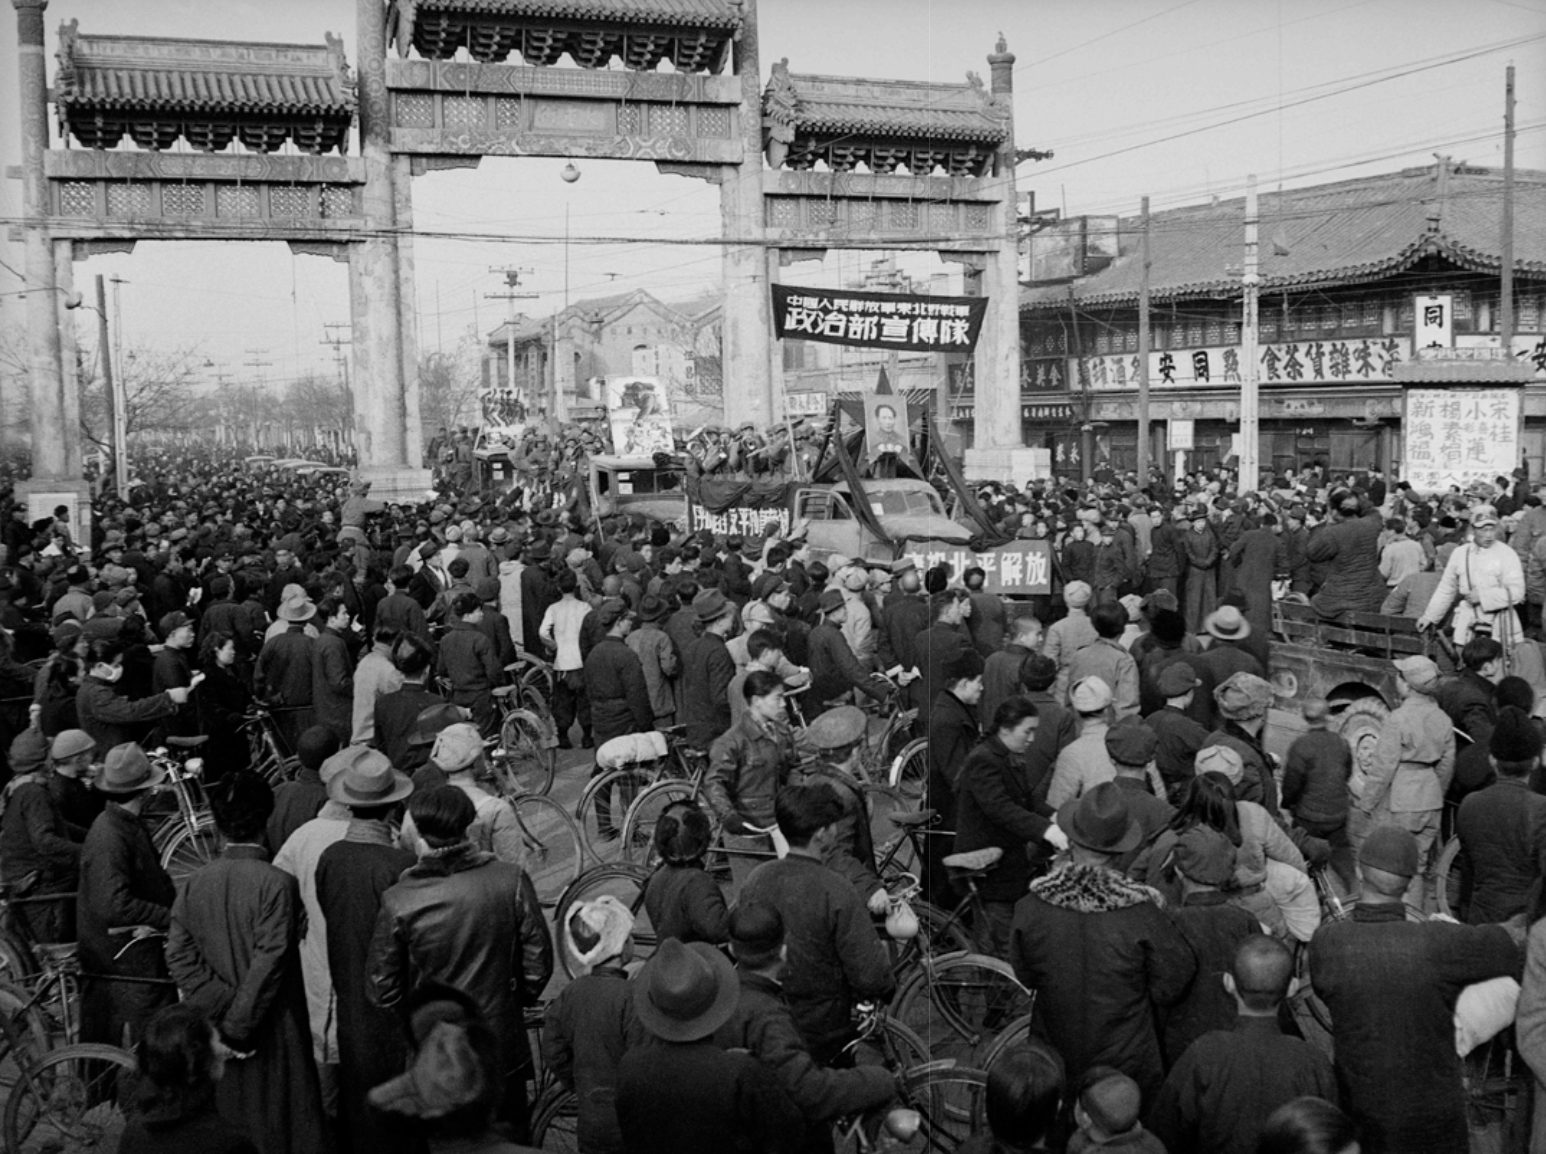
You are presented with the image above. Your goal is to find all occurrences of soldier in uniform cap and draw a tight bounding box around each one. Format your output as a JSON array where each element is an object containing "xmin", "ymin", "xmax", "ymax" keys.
[{"xmin": 800, "ymin": 706, "xmax": 885, "ymax": 913}]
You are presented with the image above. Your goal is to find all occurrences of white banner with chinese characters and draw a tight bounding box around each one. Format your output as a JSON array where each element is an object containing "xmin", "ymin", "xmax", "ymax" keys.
[
  {"xmin": 1403, "ymin": 387, "xmax": 1522, "ymax": 494},
  {"xmin": 1077, "ymin": 336, "xmax": 1411, "ymax": 391},
  {"xmin": 899, "ymin": 539, "xmax": 1054, "ymax": 596}
]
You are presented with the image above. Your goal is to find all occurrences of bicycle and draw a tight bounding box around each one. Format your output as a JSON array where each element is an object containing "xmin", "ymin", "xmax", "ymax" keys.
[
  {"xmin": 493, "ymin": 651, "xmax": 560, "ymax": 798},
  {"xmin": 835, "ymin": 1001, "xmax": 987, "ymax": 1153},
  {"xmin": 885, "ymin": 852, "xmax": 1036, "ymax": 1072},
  {"xmin": 145, "ymin": 744, "xmax": 222, "ymax": 887},
  {"xmin": 241, "ymin": 705, "xmax": 299, "ymax": 786},
  {"xmin": 580, "ymin": 727, "xmax": 707, "ymax": 865},
  {"xmin": 481, "ymin": 739, "xmax": 584, "ymax": 909}
]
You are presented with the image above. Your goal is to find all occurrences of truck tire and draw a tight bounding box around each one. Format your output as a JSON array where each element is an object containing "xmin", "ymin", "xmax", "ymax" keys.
[{"xmin": 1334, "ymin": 696, "xmax": 1389, "ymax": 780}]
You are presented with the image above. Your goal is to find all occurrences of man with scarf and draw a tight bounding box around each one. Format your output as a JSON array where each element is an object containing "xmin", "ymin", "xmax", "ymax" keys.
[{"xmin": 1418, "ymin": 505, "xmax": 1526, "ymax": 653}]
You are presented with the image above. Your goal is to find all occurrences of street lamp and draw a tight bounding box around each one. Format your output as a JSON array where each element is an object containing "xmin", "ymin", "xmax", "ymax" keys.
[{"xmin": 65, "ymin": 279, "xmax": 129, "ymax": 495}]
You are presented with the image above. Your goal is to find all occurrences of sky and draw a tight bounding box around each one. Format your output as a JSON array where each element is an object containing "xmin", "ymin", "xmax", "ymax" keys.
[{"xmin": 1, "ymin": 0, "xmax": 1544, "ymax": 396}]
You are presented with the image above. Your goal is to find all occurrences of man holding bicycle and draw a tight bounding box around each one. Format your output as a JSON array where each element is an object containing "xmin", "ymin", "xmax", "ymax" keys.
[{"xmin": 707, "ymin": 670, "xmax": 802, "ymax": 892}]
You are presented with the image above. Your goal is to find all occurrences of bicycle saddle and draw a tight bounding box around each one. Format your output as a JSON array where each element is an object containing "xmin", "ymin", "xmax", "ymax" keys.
[
  {"xmin": 942, "ymin": 846, "xmax": 1004, "ymax": 876},
  {"xmin": 889, "ymin": 808, "xmax": 937, "ymax": 828},
  {"xmin": 165, "ymin": 735, "xmax": 209, "ymax": 749},
  {"xmin": 33, "ymin": 941, "xmax": 78, "ymax": 966},
  {"xmin": 657, "ymin": 724, "xmax": 687, "ymax": 738},
  {"xmin": 492, "ymin": 685, "xmax": 518, "ymax": 697}
]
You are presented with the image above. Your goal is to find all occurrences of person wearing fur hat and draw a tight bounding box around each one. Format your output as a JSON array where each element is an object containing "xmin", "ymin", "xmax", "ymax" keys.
[
  {"xmin": 1455, "ymin": 705, "xmax": 1546, "ymax": 924},
  {"xmin": 541, "ymin": 895, "xmax": 637, "ymax": 1154},
  {"xmin": 1354, "ymin": 655, "xmax": 1455, "ymax": 909},
  {"xmin": 1010, "ymin": 783, "xmax": 1197, "ymax": 1108}
]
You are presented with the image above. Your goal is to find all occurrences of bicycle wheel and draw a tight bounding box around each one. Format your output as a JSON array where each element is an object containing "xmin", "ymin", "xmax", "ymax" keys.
[
  {"xmin": 0, "ymin": 926, "xmax": 37, "ymax": 986},
  {"xmin": 1435, "ymin": 835, "xmax": 1464, "ymax": 920},
  {"xmin": 530, "ymin": 1082, "xmax": 579, "ymax": 1152},
  {"xmin": 848, "ymin": 1012, "xmax": 931, "ymax": 1073},
  {"xmin": 619, "ymin": 779, "xmax": 704, "ymax": 867},
  {"xmin": 888, "ymin": 738, "xmax": 930, "ymax": 805},
  {"xmin": 4, "ymin": 1043, "xmax": 136, "ymax": 1154},
  {"xmin": 496, "ymin": 710, "xmax": 557, "ymax": 797},
  {"xmin": 897, "ymin": 1062, "xmax": 988, "ymax": 1153},
  {"xmin": 552, "ymin": 863, "xmax": 656, "ymax": 981},
  {"xmin": 509, "ymin": 795, "xmax": 585, "ymax": 908},
  {"xmin": 0, "ymin": 982, "xmax": 51, "ymax": 1095},
  {"xmin": 574, "ymin": 769, "xmax": 653, "ymax": 865},
  {"xmin": 893, "ymin": 953, "xmax": 1035, "ymax": 1073},
  {"xmin": 159, "ymin": 815, "xmax": 222, "ymax": 887}
]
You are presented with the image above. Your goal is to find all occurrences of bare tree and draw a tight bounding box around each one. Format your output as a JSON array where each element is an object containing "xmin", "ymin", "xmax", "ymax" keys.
[
  {"xmin": 285, "ymin": 372, "xmax": 354, "ymax": 440},
  {"xmin": 79, "ymin": 340, "xmax": 202, "ymax": 448},
  {"xmin": 418, "ymin": 329, "xmax": 485, "ymax": 437}
]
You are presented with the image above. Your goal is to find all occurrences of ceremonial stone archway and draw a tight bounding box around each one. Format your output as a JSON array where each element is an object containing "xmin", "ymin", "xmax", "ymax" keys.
[{"xmin": 11, "ymin": 0, "xmax": 1031, "ymax": 507}]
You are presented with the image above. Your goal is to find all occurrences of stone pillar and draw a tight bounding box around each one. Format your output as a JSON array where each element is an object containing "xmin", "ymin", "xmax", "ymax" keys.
[
  {"xmin": 718, "ymin": 0, "xmax": 774, "ymax": 429},
  {"xmin": 14, "ymin": 0, "xmax": 88, "ymax": 526},
  {"xmin": 53, "ymin": 239, "xmax": 81, "ymax": 477},
  {"xmin": 964, "ymin": 36, "xmax": 1031, "ymax": 483},
  {"xmin": 351, "ymin": 0, "xmax": 431, "ymax": 500}
]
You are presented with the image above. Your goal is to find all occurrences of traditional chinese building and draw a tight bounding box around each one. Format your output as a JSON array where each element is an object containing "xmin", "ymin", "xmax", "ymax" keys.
[{"xmin": 1019, "ymin": 162, "xmax": 1546, "ymax": 480}]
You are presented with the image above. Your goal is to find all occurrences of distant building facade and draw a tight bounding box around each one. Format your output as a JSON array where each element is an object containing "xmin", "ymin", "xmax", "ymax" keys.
[{"xmin": 1019, "ymin": 162, "xmax": 1546, "ymax": 481}]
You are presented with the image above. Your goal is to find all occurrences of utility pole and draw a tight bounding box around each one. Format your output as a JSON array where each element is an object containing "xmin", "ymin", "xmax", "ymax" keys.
[
  {"xmin": 95, "ymin": 275, "xmax": 128, "ymax": 494},
  {"xmin": 1240, "ymin": 176, "xmax": 1261, "ymax": 493},
  {"xmin": 322, "ymin": 323, "xmax": 353, "ymax": 446},
  {"xmin": 1501, "ymin": 63, "xmax": 1516, "ymax": 350},
  {"xmin": 1137, "ymin": 197, "xmax": 1152, "ymax": 483},
  {"xmin": 486, "ymin": 267, "xmax": 537, "ymax": 412},
  {"xmin": 244, "ymin": 349, "xmax": 273, "ymax": 448}
]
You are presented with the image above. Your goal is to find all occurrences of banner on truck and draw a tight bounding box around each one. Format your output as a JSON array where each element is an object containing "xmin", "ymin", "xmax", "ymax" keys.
[
  {"xmin": 899, "ymin": 539, "xmax": 1055, "ymax": 596},
  {"xmin": 687, "ymin": 499, "xmax": 792, "ymax": 538}
]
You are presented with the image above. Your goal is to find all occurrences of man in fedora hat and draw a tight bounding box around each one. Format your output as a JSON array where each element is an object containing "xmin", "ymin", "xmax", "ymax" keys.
[
  {"xmin": 616, "ymin": 937, "xmax": 802, "ymax": 1154},
  {"xmin": 681, "ymin": 588, "xmax": 740, "ymax": 750},
  {"xmin": 1010, "ymin": 782, "xmax": 1197, "ymax": 1107},
  {"xmin": 78, "ymin": 742, "xmax": 178, "ymax": 1048},
  {"xmin": 626, "ymin": 593, "xmax": 679, "ymax": 729},
  {"xmin": 1187, "ymin": 606, "xmax": 1264, "ymax": 730},
  {"xmin": 316, "ymin": 749, "xmax": 416, "ymax": 1153},
  {"xmin": 257, "ymin": 588, "xmax": 318, "ymax": 754}
]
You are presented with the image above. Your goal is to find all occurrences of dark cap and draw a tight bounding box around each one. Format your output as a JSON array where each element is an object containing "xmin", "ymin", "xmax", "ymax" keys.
[
  {"xmin": 596, "ymin": 598, "xmax": 631, "ymax": 629},
  {"xmin": 1359, "ymin": 824, "xmax": 1420, "ymax": 879},
  {"xmin": 1172, "ymin": 826, "xmax": 1236, "ymax": 885},
  {"xmin": 1156, "ymin": 662, "xmax": 1200, "ymax": 697},
  {"xmin": 1490, "ymin": 705, "xmax": 1543, "ymax": 763},
  {"xmin": 409, "ymin": 702, "xmax": 470, "ymax": 747},
  {"xmin": 817, "ymin": 588, "xmax": 845, "ymax": 613},
  {"xmin": 158, "ymin": 611, "xmax": 193, "ymax": 638},
  {"xmin": 1103, "ymin": 717, "xmax": 1158, "ymax": 766}
]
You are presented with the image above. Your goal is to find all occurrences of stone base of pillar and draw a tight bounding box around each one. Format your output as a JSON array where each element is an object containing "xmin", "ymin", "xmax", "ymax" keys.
[
  {"xmin": 355, "ymin": 466, "xmax": 435, "ymax": 506},
  {"xmin": 963, "ymin": 447, "xmax": 1041, "ymax": 484},
  {"xmin": 16, "ymin": 477, "xmax": 94, "ymax": 546}
]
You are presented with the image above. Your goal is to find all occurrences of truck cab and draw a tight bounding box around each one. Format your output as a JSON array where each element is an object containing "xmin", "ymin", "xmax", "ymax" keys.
[
  {"xmin": 794, "ymin": 478, "xmax": 973, "ymax": 565},
  {"xmin": 589, "ymin": 454, "xmax": 688, "ymax": 526}
]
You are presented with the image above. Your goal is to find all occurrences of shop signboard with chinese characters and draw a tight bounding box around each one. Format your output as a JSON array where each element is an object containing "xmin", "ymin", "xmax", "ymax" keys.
[
  {"xmin": 785, "ymin": 391, "xmax": 829, "ymax": 417},
  {"xmin": 772, "ymin": 285, "xmax": 988, "ymax": 353},
  {"xmin": 1402, "ymin": 386, "xmax": 1521, "ymax": 494},
  {"xmin": 1415, "ymin": 294, "xmax": 1453, "ymax": 350},
  {"xmin": 1076, "ymin": 336, "xmax": 1410, "ymax": 392},
  {"xmin": 898, "ymin": 539, "xmax": 1055, "ymax": 596}
]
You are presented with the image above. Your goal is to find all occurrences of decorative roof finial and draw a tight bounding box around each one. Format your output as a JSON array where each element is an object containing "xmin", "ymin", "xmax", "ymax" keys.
[{"xmin": 996, "ymin": 32, "xmax": 1008, "ymax": 54}]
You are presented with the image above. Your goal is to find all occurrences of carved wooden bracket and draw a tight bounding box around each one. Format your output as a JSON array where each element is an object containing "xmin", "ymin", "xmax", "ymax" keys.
[
  {"xmin": 410, "ymin": 156, "xmax": 484, "ymax": 176},
  {"xmin": 656, "ymin": 161, "xmax": 724, "ymax": 185},
  {"xmin": 287, "ymin": 240, "xmax": 352, "ymax": 263},
  {"xmin": 71, "ymin": 239, "xmax": 136, "ymax": 260}
]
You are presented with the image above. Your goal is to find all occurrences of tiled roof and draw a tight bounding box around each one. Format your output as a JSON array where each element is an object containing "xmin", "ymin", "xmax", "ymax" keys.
[
  {"xmin": 764, "ymin": 63, "xmax": 1007, "ymax": 144},
  {"xmin": 1021, "ymin": 165, "xmax": 1546, "ymax": 311},
  {"xmin": 395, "ymin": 0, "xmax": 742, "ymax": 27},
  {"xmin": 53, "ymin": 26, "xmax": 355, "ymax": 116}
]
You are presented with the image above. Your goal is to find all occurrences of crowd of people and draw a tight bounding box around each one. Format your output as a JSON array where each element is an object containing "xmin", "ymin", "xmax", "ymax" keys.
[{"xmin": 3, "ymin": 434, "xmax": 1546, "ymax": 1154}]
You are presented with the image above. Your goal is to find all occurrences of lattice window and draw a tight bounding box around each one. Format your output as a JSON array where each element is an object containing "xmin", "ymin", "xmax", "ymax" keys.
[
  {"xmin": 495, "ymin": 98, "xmax": 523, "ymax": 129},
  {"xmin": 849, "ymin": 201, "xmax": 876, "ymax": 230},
  {"xmin": 1205, "ymin": 319, "xmax": 1223, "ymax": 345},
  {"xmin": 321, "ymin": 186, "xmax": 354, "ymax": 218},
  {"xmin": 105, "ymin": 184, "xmax": 152, "ymax": 216},
  {"xmin": 1362, "ymin": 300, "xmax": 1381, "ymax": 330},
  {"xmin": 395, "ymin": 94, "xmax": 435, "ymax": 129},
  {"xmin": 617, "ymin": 104, "xmax": 642, "ymax": 135},
  {"xmin": 890, "ymin": 202, "xmax": 919, "ymax": 229},
  {"xmin": 698, "ymin": 107, "xmax": 731, "ymax": 138},
  {"xmin": 769, "ymin": 198, "xmax": 798, "ymax": 228},
  {"xmin": 1095, "ymin": 331, "xmax": 1111, "ymax": 355},
  {"xmin": 964, "ymin": 203, "xmax": 991, "ymax": 231},
  {"xmin": 270, "ymin": 187, "xmax": 311, "ymax": 218},
  {"xmin": 59, "ymin": 182, "xmax": 95, "ymax": 216},
  {"xmin": 444, "ymin": 97, "xmax": 486, "ymax": 129},
  {"xmin": 1123, "ymin": 328, "xmax": 1138, "ymax": 353},
  {"xmin": 162, "ymin": 185, "xmax": 205, "ymax": 216},
  {"xmin": 808, "ymin": 200, "xmax": 837, "ymax": 226},
  {"xmin": 217, "ymin": 186, "xmax": 261, "ymax": 217},
  {"xmin": 651, "ymin": 105, "xmax": 689, "ymax": 136}
]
